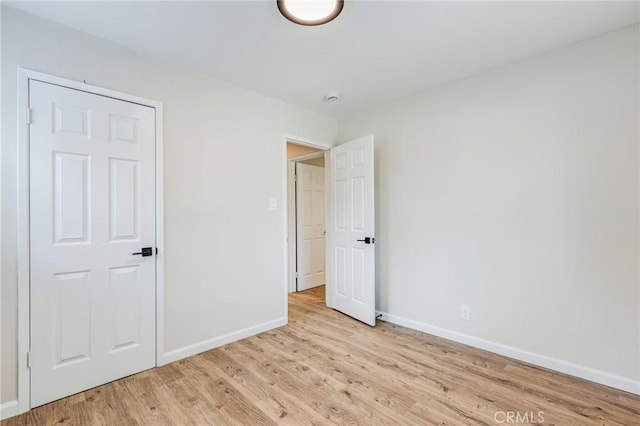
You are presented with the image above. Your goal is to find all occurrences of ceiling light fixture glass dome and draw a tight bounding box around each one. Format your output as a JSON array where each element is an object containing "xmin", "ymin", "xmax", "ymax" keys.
[{"xmin": 277, "ymin": 0, "xmax": 344, "ymax": 26}]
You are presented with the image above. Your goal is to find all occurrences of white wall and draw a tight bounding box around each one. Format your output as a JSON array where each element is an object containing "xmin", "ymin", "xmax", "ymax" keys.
[
  {"xmin": 339, "ymin": 25, "xmax": 639, "ymax": 387},
  {"xmin": 1, "ymin": 6, "xmax": 336, "ymax": 404}
]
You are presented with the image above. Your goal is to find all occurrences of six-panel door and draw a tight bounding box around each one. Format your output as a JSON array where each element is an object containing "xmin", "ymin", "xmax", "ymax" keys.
[
  {"xmin": 296, "ymin": 163, "xmax": 326, "ymax": 291},
  {"xmin": 29, "ymin": 80, "xmax": 156, "ymax": 407},
  {"xmin": 328, "ymin": 135, "xmax": 376, "ymax": 326}
]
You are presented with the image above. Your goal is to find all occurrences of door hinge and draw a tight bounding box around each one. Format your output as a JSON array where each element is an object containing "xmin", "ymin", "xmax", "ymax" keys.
[
  {"xmin": 26, "ymin": 108, "xmax": 32, "ymax": 125},
  {"xmin": 27, "ymin": 352, "xmax": 32, "ymax": 368}
]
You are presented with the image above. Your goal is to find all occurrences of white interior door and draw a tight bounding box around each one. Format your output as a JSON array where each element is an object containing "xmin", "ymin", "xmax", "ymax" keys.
[
  {"xmin": 296, "ymin": 163, "xmax": 326, "ymax": 291},
  {"xmin": 327, "ymin": 135, "xmax": 376, "ymax": 326},
  {"xmin": 29, "ymin": 80, "xmax": 156, "ymax": 407}
]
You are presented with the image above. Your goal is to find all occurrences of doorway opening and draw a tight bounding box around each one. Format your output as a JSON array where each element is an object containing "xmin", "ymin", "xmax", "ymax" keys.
[
  {"xmin": 283, "ymin": 134, "xmax": 376, "ymax": 326},
  {"xmin": 286, "ymin": 141, "xmax": 328, "ymax": 295}
]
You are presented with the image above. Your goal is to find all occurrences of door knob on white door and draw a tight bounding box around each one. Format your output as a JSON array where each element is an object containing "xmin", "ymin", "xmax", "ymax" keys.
[
  {"xmin": 356, "ymin": 237, "xmax": 375, "ymax": 244},
  {"xmin": 132, "ymin": 247, "xmax": 153, "ymax": 256}
]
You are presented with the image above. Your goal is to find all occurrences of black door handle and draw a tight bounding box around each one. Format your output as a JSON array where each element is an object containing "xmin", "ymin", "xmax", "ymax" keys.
[
  {"xmin": 356, "ymin": 237, "xmax": 375, "ymax": 244},
  {"xmin": 132, "ymin": 247, "xmax": 153, "ymax": 257}
]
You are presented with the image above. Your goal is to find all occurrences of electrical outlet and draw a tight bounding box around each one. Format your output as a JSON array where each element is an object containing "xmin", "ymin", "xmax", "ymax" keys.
[{"xmin": 461, "ymin": 305, "xmax": 471, "ymax": 321}]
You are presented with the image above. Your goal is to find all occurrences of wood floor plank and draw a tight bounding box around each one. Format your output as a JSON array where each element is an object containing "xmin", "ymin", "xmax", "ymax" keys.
[
  {"xmin": 256, "ymin": 329, "xmax": 419, "ymax": 415},
  {"xmin": 223, "ymin": 340, "xmax": 364, "ymax": 424},
  {"xmin": 3, "ymin": 285, "xmax": 639, "ymax": 425},
  {"xmin": 201, "ymin": 349, "xmax": 330, "ymax": 425}
]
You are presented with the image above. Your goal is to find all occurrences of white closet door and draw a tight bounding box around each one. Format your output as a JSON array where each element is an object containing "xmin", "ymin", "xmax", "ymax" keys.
[{"xmin": 29, "ymin": 80, "xmax": 156, "ymax": 407}]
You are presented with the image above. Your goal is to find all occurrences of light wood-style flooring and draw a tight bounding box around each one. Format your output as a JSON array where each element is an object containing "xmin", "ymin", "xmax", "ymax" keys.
[{"xmin": 3, "ymin": 286, "xmax": 639, "ymax": 425}]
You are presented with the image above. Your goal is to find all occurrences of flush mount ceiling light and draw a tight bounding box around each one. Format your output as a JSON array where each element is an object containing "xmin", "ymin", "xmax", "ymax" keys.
[{"xmin": 277, "ymin": 0, "xmax": 344, "ymax": 26}]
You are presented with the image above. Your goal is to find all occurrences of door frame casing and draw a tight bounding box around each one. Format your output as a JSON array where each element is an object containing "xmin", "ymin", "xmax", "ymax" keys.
[
  {"xmin": 282, "ymin": 137, "xmax": 330, "ymax": 311},
  {"xmin": 15, "ymin": 68, "xmax": 165, "ymax": 414}
]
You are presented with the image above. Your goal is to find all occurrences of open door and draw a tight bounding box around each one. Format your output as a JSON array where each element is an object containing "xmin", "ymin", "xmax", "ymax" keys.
[{"xmin": 326, "ymin": 135, "xmax": 375, "ymax": 326}]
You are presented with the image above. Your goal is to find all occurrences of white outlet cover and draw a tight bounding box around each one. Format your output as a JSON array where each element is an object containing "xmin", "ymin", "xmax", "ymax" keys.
[
  {"xmin": 461, "ymin": 305, "xmax": 471, "ymax": 321},
  {"xmin": 269, "ymin": 197, "xmax": 277, "ymax": 210}
]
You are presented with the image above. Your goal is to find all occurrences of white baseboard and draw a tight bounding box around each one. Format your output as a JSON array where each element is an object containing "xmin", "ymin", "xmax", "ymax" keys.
[
  {"xmin": 376, "ymin": 311, "xmax": 640, "ymax": 396},
  {"xmin": 0, "ymin": 400, "xmax": 20, "ymax": 421},
  {"xmin": 159, "ymin": 317, "xmax": 287, "ymax": 366}
]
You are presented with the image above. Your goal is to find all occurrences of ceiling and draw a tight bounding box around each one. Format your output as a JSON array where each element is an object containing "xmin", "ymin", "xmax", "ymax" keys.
[{"xmin": 7, "ymin": 1, "xmax": 639, "ymax": 118}]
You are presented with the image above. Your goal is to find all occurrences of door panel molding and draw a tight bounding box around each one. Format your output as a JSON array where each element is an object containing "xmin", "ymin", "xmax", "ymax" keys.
[{"xmin": 15, "ymin": 68, "xmax": 164, "ymax": 416}]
